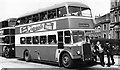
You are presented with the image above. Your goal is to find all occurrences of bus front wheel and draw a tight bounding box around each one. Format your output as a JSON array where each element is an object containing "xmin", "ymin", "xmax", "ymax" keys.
[
  {"xmin": 24, "ymin": 50, "xmax": 31, "ymax": 62},
  {"xmin": 62, "ymin": 53, "xmax": 74, "ymax": 68}
]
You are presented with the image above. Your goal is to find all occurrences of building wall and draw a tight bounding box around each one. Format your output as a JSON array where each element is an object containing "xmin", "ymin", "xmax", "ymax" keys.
[
  {"xmin": 110, "ymin": 0, "xmax": 120, "ymax": 39},
  {"xmin": 88, "ymin": 0, "xmax": 120, "ymax": 40},
  {"xmin": 88, "ymin": 13, "xmax": 111, "ymax": 39}
]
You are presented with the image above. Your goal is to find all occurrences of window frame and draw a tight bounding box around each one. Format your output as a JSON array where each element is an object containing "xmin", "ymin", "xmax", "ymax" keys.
[
  {"xmin": 40, "ymin": 35, "xmax": 47, "ymax": 44},
  {"xmin": 48, "ymin": 35, "xmax": 57, "ymax": 44},
  {"xmin": 20, "ymin": 37, "xmax": 26, "ymax": 44},
  {"xmin": 103, "ymin": 24, "xmax": 107, "ymax": 30},
  {"xmin": 26, "ymin": 36, "xmax": 32, "ymax": 44},
  {"xmin": 64, "ymin": 31, "xmax": 71, "ymax": 44},
  {"xmin": 32, "ymin": 36, "xmax": 39, "ymax": 44}
]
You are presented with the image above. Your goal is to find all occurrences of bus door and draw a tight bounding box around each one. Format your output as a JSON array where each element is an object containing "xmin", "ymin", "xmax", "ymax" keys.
[{"xmin": 58, "ymin": 31, "xmax": 64, "ymax": 49}]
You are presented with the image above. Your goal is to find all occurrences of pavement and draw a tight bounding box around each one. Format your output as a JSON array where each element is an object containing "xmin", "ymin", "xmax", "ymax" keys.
[
  {"xmin": 0, "ymin": 57, "xmax": 59, "ymax": 68},
  {"xmin": 91, "ymin": 55, "xmax": 120, "ymax": 68}
]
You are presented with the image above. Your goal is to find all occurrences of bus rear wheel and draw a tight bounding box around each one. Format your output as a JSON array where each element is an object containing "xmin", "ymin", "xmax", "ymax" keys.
[
  {"xmin": 2, "ymin": 46, "xmax": 10, "ymax": 58},
  {"xmin": 62, "ymin": 53, "xmax": 74, "ymax": 68},
  {"xmin": 24, "ymin": 50, "xmax": 31, "ymax": 62}
]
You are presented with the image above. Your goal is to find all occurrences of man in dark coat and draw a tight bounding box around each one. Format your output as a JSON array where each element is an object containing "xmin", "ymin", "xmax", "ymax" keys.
[{"xmin": 104, "ymin": 41, "xmax": 115, "ymax": 67}]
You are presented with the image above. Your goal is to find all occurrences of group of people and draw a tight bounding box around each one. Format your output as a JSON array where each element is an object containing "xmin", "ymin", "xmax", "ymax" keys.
[{"xmin": 92, "ymin": 41, "xmax": 115, "ymax": 67}]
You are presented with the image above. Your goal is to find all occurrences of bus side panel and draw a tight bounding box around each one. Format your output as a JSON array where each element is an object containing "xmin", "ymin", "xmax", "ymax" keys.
[
  {"xmin": 38, "ymin": 46, "xmax": 58, "ymax": 61},
  {"xmin": 69, "ymin": 18, "xmax": 94, "ymax": 29},
  {"xmin": 64, "ymin": 46, "xmax": 82, "ymax": 59},
  {"xmin": 15, "ymin": 27, "xmax": 20, "ymax": 34},
  {"xmin": 15, "ymin": 18, "xmax": 69, "ymax": 35},
  {"xmin": 15, "ymin": 45, "xmax": 58, "ymax": 62},
  {"xmin": 56, "ymin": 18, "xmax": 69, "ymax": 29},
  {"xmin": 0, "ymin": 45, "xmax": 2, "ymax": 55},
  {"xmin": 15, "ymin": 46, "xmax": 27, "ymax": 58}
]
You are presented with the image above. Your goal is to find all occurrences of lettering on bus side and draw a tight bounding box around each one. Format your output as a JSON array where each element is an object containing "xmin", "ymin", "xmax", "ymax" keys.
[
  {"xmin": 44, "ymin": 22, "xmax": 56, "ymax": 30},
  {"xmin": 29, "ymin": 24, "xmax": 44, "ymax": 33},
  {"xmin": 21, "ymin": 24, "xmax": 44, "ymax": 33},
  {"xmin": 79, "ymin": 23, "xmax": 89, "ymax": 27},
  {"xmin": 44, "ymin": 22, "xmax": 54, "ymax": 30},
  {"xmin": 20, "ymin": 21, "xmax": 56, "ymax": 33}
]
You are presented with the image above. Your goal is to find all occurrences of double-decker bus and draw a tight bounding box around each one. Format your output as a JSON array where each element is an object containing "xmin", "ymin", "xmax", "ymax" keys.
[
  {"xmin": 0, "ymin": 18, "xmax": 16, "ymax": 58},
  {"xmin": 15, "ymin": 2, "xmax": 95, "ymax": 68}
]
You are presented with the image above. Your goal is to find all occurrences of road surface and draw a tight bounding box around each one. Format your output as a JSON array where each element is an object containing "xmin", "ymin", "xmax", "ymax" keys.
[{"xmin": 0, "ymin": 55, "xmax": 120, "ymax": 70}]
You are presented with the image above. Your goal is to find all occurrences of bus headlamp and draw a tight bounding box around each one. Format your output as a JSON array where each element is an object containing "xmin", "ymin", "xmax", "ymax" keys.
[
  {"xmin": 77, "ymin": 51, "xmax": 80, "ymax": 55},
  {"xmin": 12, "ymin": 48, "xmax": 14, "ymax": 50}
]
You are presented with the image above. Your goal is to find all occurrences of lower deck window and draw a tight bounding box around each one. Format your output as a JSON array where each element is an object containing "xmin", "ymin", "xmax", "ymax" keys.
[
  {"xmin": 40, "ymin": 36, "xmax": 47, "ymax": 44},
  {"xmin": 48, "ymin": 35, "xmax": 56, "ymax": 44},
  {"xmin": 20, "ymin": 37, "xmax": 26, "ymax": 44},
  {"xmin": 64, "ymin": 31, "xmax": 71, "ymax": 44},
  {"xmin": 33, "ymin": 36, "xmax": 39, "ymax": 44},
  {"xmin": 26, "ymin": 37, "xmax": 32, "ymax": 44}
]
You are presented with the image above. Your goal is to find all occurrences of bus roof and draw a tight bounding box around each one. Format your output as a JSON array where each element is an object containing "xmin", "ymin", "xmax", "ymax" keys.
[
  {"xmin": 19, "ymin": 2, "xmax": 90, "ymax": 18},
  {"xmin": 0, "ymin": 18, "xmax": 17, "ymax": 22}
]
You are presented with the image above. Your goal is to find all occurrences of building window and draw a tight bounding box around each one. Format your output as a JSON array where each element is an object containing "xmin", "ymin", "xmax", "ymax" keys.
[
  {"xmin": 109, "ymin": 34, "xmax": 111, "ymax": 39},
  {"xmin": 97, "ymin": 26, "xmax": 101, "ymax": 32},
  {"xmin": 114, "ymin": 15, "xmax": 117, "ymax": 22},
  {"xmin": 116, "ymin": 32, "xmax": 120, "ymax": 39},
  {"xmin": 95, "ymin": 37, "xmax": 98, "ymax": 39},
  {"xmin": 99, "ymin": 36, "xmax": 101, "ymax": 38},
  {"xmin": 103, "ymin": 24, "xmax": 107, "ymax": 30},
  {"xmin": 119, "ymin": 15, "xmax": 120, "ymax": 22},
  {"xmin": 103, "ymin": 33, "xmax": 107, "ymax": 39},
  {"xmin": 109, "ymin": 23, "xmax": 111, "ymax": 30}
]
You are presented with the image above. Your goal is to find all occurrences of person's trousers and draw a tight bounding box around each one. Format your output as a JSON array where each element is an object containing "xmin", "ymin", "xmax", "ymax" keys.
[
  {"xmin": 98, "ymin": 53, "xmax": 105, "ymax": 65},
  {"xmin": 107, "ymin": 54, "xmax": 115, "ymax": 65}
]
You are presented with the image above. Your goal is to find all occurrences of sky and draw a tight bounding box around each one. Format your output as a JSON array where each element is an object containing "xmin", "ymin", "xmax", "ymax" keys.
[{"xmin": 0, "ymin": 0, "xmax": 110, "ymax": 21}]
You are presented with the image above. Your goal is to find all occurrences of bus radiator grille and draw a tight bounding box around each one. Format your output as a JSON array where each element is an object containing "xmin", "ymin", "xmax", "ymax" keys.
[{"xmin": 83, "ymin": 43, "xmax": 92, "ymax": 61}]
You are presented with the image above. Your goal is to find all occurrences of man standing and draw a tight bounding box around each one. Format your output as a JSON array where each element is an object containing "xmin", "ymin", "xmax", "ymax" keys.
[
  {"xmin": 94, "ymin": 41, "xmax": 105, "ymax": 66},
  {"xmin": 104, "ymin": 41, "xmax": 115, "ymax": 67}
]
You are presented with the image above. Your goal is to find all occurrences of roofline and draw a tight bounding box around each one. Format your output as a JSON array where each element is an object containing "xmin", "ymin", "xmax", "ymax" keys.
[
  {"xmin": 19, "ymin": 2, "xmax": 90, "ymax": 18},
  {"xmin": 0, "ymin": 18, "xmax": 17, "ymax": 22}
]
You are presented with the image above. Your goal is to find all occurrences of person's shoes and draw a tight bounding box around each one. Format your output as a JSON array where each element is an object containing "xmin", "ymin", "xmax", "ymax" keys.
[
  {"xmin": 101, "ymin": 63, "xmax": 105, "ymax": 67},
  {"xmin": 101, "ymin": 64, "xmax": 104, "ymax": 67},
  {"xmin": 111, "ymin": 62, "xmax": 115, "ymax": 65},
  {"xmin": 107, "ymin": 65, "xmax": 110, "ymax": 67},
  {"xmin": 106, "ymin": 63, "xmax": 110, "ymax": 67}
]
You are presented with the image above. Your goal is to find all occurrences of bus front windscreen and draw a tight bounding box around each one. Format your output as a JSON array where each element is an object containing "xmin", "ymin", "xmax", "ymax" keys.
[
  {"xmin": 68, "ymin": 6, "xmax": 92, "ymax": 17},
  {"xmin": 72, "ymin": 31, "xmax": 85, "ymax": 43}
]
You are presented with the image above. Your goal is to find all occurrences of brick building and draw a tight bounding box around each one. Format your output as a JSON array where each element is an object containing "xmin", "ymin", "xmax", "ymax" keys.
[
  {"xmin": 110, "ymin": 0, "xmax": 120, "ymax": 39},
  {"xmin": 88, "ymin": 13, "xmax": 111, "ymax": 39}
]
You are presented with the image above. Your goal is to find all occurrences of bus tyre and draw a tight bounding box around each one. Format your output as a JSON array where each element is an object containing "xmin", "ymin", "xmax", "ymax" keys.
[
  {"xmin": 24, "ymin": 50, "xmax": 31, "ymax": 62},
  {"xmin": 62, "ymin": 53, "xmax": 73, "ymax": 68},
  {"xmin": 2, "ymin": 46, "xmax": 10, "ymax": 58}
]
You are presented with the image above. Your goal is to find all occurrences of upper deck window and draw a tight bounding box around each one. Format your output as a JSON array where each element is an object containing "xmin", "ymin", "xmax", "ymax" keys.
[
  {"xmin": 57, "ymin": 6, "xmax": 67, "ymax": 17},
  {"xmin": 48, "ymin": 9, "xmax": 57, "ymax": 19},
  {"xmin": 16, "ymin": 7, "xmax": 67, "ymax": 25},
  {"xmin": 68, "ymin": 6, "xmax": 92, "ymax": 17},
  {"xmin": 72, "ymin": 30, "xmax": 85, "ymax": 43}
]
